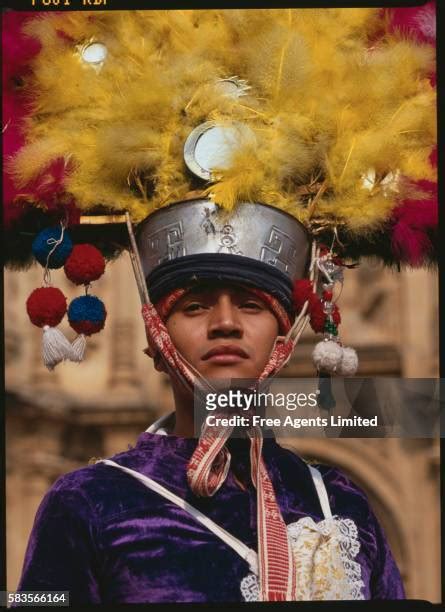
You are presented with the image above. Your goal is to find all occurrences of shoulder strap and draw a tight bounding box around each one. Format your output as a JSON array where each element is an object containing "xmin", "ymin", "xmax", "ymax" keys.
[
  {"xmin": 97, "ymin": 459, "xmax": 258, "ymax": 576},
  {"xmin": 145, "ymin": 411, "xmax": 175, "ymax": 434},
  {"xmin": 97, "ymin": 459, "xmax": 333, "ymax": 570},
  {"xmin": 307, "ymin": 465, "xmax": 333, "ymax": 520}
]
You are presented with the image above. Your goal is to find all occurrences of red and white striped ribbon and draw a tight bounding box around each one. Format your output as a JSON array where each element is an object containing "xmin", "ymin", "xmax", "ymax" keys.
[
  {"xmin": 187, "ymin": 421, "xmax": 297, "ymax": 601},
  {"xmin": 247, "ymin": 428, "xmax": 297, "ymax": 600}
]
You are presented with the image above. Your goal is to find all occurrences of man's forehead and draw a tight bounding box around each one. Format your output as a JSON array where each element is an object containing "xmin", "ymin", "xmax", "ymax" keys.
[{"xmin": 183, "ymin": 282, "xmax": 259, "ymax": 299}]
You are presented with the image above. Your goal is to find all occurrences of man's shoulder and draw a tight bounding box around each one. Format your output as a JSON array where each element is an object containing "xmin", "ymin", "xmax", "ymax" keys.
[
  {"xmin": 52, "ymin": 446, "xmax": 139, "ymax": 485},
  {"xmin": 276, "ymin": 443, "xmax": 372, "ymax": 513},
  {"xmin": 43, "ymin": 445, "xmax": 149, "ymax": 519},
  {"xmin": 307, "ymin": 461, "xmax": 375, "ymax": 523},
  {"xmin": 311, "ymin": 462, "xmax": 369, "ymax": 498}
]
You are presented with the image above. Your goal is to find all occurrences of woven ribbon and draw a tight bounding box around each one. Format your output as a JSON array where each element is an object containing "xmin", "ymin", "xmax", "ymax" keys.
[{"xmin": 187, "ymin": 421, "xmax": 297, "ymax": 601}]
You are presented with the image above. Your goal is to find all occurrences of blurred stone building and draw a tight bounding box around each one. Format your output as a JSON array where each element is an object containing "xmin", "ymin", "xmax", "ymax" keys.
[{"xmin": 5, "ymin": 254, "xmax": 440, "ymax": 601}]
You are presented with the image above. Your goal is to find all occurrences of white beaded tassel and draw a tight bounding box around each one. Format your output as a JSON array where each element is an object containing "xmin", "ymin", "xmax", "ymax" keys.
[
  {"xmin": 70, "ymin": 334, "xmax": 87, "ymax": 363},
  {"xmin": 338, "ymin": 346, "xmax": 359, "ymax": 376},
  {"xmin": 312, "ymin": 339, "xmax": 343, "ymax": 374},
  {"xmin": 42, "ymin": 325, "xmax": 73, "ymax": 370}
]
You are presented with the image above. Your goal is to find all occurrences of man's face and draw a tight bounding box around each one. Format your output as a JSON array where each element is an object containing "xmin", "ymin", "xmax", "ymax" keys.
[{"xmin": 164, "ymin": 283, "xmax": 280, "ymax": 380}]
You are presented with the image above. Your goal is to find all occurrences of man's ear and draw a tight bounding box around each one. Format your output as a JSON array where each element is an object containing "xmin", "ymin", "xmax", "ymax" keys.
[{"xmin": 153, "ymin": 351, "xmax": 168, "ymax": 373}]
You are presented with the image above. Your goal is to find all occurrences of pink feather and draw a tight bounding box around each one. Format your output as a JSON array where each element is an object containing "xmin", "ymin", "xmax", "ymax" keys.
[
  {"xmin": 2, "ymin": 12, "xmax": 77, "ymax": 227},
  {"xmin": 386, "ymin": 1, "xmax": 436, "ymax": 45},
  {"xmin": 3, "ymin": 12, "xmax": 41, "ymax": 226},
  {"xmin": 391, "ymin": 174, "xmax": 437, "ymax": 266},
  {"xmin": 2, "ymin": 12, "xmax": 41, "ymax": 86}
]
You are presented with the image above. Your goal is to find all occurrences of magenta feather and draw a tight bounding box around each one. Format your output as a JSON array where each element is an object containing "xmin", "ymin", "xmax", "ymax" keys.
[
  {"xmin": 3, "ymin": 12, "xmax": 41, "ymax": 226},
  {"xmin": 2, "ymin": 12, "xmax": 75, "ymax": 228},
  {"xmin": 386, "ymin": 1, "xmax": 436, "ymax": 45},
  {"xmin": 391, "ymin": 172, "xmax": 437, "ymax": 266}
]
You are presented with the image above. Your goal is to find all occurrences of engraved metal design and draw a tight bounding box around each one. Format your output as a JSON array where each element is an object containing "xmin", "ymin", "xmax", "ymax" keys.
[
  {"xmin": 146, "ymin": 221, "xmax": 185, "ymax": 265},
  {"xmin": 260, "ymin": 226, "xmax": 298, "ymax": 274},
  {"xmin": 136, "ymin": 199, "xmax": 309, "ymax": 282},
  {"xmin": 217, "ymin": 224, "xmax": 243, "ymax": 255},
  {"xmin": 200, "ymin": 208, "xmax": 216, "ymax": 235}
]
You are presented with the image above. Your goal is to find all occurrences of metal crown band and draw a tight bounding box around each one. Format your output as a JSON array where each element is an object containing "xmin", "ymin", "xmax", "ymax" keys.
[{"xmin": 136, "ymin": 199, "xmax": 310, "ymax": 283}]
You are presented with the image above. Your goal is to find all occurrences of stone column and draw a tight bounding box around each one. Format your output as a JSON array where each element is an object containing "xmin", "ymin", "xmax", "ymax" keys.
[
  {"xmin": 399, "ymin": 269, "xmax": 439, "ymax": 377},
  {"xmin": 107, "ymin": 254, "xmax": 141, "ymax": 401}
]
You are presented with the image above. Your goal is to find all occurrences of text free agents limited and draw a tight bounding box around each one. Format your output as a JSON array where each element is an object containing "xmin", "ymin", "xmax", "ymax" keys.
[{"xmin": 205, "ymin": 415, "xmax": 379, "ymax": 428}]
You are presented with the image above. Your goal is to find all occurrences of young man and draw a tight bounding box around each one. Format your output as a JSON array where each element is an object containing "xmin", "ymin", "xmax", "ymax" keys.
[
  {"xmin": 14, "ymin": 200, "xmax": 405, "ymax": 604},
  {"xmin": 6, "ymin": 5, "xmax": 435, "ymax": 605}
]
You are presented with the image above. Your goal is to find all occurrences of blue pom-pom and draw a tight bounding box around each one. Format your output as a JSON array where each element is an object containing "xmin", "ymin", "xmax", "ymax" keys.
[
  {"xmin": 68, "ymin": 295, "xmax": 107, "ymax": 336},
  {"xmin": 32, "ymin": 227, "xmax": 73, "ymax": 269}
]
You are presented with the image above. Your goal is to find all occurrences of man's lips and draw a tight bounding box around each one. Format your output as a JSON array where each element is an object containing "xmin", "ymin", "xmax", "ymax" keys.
[{"xmin": 202, "ymin": 345, "xmax": 249, "ymax": 363}]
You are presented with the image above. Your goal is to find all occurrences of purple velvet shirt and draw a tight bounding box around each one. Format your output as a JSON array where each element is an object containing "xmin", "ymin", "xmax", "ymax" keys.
[{"xmin": 16, "ymin": 432, "xmax": 405, "ymax": 604}]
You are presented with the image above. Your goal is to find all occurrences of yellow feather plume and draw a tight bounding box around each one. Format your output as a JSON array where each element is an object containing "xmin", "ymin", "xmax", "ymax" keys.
[{"xmin": 8, "ymin": 8, "xmax": 435, "ymax": 238}]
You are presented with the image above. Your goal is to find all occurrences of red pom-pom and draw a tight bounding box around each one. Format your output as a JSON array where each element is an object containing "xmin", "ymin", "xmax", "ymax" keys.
[
  {"xmin": 293, "ymin": 279, "xmax": 315, "ymax": 312},
  {"xmin": 26, "ymin": 287, "xmax": 67, "ymax": 328},
  {"xmin": 64, "ymin": 244, "xmax": 105, "ymax": 285},
  {"xmin": 308, "ymin": 298, "xmax": 341, "ymax": 333},
  {"xmin": 332, "ymin": 305, "xmax": 341, "ymax": 326},
  {"xmin": 322, "ymin": 290, "xmax": 333, "ymax": 301},
  {"xmin": 309, "ymin": 298, "xmax": 326, "ymax": 333},
  {"xmin": 308, "ymin": 292, "xmax": 320, "ymax": 307}
]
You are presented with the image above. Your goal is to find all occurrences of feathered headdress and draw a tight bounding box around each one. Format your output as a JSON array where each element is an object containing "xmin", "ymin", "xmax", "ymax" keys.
[
  {"xmin": 3, "ymin": 6, "xmax": 436, "ymax": 267},
  {"xmin": 2, "ymin": 6, "xmax": 437, "ymax": 370}
]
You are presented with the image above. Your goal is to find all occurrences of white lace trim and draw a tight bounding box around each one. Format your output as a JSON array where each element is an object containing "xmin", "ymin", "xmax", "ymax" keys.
[
  {"xmin": 240, "ymin": 572, "xmax": 260, "ymax": 601},
  {"xmin": 287, "ymin": 515, "xmax": 365, "ymax": 600},
  {"xmin": 240, "ymin": 515, "xmax": 365, "ymax": 601},
  {"xmin": 335, "ymin": 517, "xmax": 365, "ymax": 599}
]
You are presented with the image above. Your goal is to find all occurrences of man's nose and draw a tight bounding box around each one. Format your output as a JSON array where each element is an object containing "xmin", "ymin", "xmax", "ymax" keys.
[{"xmin": 208, "ymin": 294, "xmax": 243, "ymax": 338}]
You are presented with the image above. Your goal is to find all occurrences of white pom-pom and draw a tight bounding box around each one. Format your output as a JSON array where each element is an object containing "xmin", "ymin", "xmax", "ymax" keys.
[
  {"xmin": 42, "ymin": 325, "xmax": 72, "ymax": 371},
  {"xmin": 70, "ymin": 334, "xmax": 87, "ymax": 363},
  {"xmin": 312, "ymin": 340, "xmax": 343, "ymax": 373},
  {"xmin": 339, "ymin": 346, "xmax": 358, "ymax": 376}
]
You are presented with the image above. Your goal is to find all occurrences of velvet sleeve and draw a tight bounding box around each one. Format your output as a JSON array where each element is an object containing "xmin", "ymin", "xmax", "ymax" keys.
[
  {"xmin": 316, "ymin": 463, "xmax": 406, "ymax": 601},
  {"xmin": 368, "ymin": 508, "xmax": 406, "ymax": 600},
  {"xmin": 14, "ymin": 479, "xmax": 102, "ymax": 605}
]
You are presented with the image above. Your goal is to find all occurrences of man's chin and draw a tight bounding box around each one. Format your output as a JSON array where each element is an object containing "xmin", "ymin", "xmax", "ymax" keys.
[{"xmin": 199, "ymin": 365, "xmax": 262, "ymax": 382}]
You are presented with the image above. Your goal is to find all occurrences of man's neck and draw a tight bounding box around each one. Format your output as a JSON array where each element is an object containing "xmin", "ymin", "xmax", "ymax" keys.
[{"xmin": 171, "ymin": 385, "xmax": 196, "ymax": 437}]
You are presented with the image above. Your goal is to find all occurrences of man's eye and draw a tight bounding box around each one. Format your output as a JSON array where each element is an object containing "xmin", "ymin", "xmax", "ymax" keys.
[
  {"xmin": 241, "ymin": 301, "xmax": 262, "ymax": 310},
  {"xmin": 184, "ymin": 302, "xmax": 206, "ymax": 312}
]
